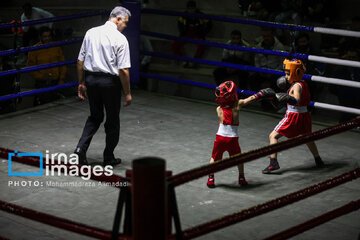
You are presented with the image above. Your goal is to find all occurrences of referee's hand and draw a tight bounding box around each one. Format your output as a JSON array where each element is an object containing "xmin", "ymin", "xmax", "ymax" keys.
[
  {"xmin": 124, "ymin": 93, "xmax": 132, "ymax": 107},
  {"xmin": 78, "ymin": 84, "xmax": 87, "ymax": 100}
]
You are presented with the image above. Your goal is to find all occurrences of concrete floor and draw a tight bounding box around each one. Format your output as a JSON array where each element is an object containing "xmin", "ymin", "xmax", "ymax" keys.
[{"xmin": 0, "ymin": 90, "xmax": 359, "ymax": 240}]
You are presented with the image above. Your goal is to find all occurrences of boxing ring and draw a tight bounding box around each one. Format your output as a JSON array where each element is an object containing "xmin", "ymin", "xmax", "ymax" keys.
[{"xmin": 1, "ymin": 2, "xmax": 360, "ymax": 240}]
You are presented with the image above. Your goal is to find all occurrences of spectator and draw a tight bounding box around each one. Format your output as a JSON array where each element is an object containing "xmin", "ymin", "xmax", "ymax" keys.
[
  {"xmin": 274, "ymin": 0, "xmax": 303, "ymax": 44},
  {"xmin": 21, "ymin": 2, "xmax": 55, "ymax": 46},
  {"xmin": 249, "ymin": 28, "xmax": 286, "ymax": 110},
  {"xmin": 333, "ymin": 48, "xmax": 360, "ymax": 123},
  {"xmin": 301, "ymin": 0, "xmax": 335, "ymax": 24},
  {"xmin": 295, "ymin": 33, "xmax": 325, "ymax": 100},
  {"xmin": 250, "ymin": 28, "xmax": 286, "ymax": 90},
  {"xmin": 239, "ymin": 1, "xmax": 281, "ymax": 20},
  {"xmin": 338, "ymin": 17, "xmax": 360, "ymax": 56},
  {"xmin": 213, "ymin": 30, "xmax": 252, "ymax": 91},
  {"xmin": 172, "ymin": 0, "xmax": 212, "ymax": 68},
  {"xmin": 0, "ymin": 56, "xmax": 16, "ymax": 114},
  {"xmin": 26, "ymin": 26, "xmax": 66, "ymax": 106},
  {"xmin": 138, "ymin": 35, "xmax": 153, "ymax": 90}
]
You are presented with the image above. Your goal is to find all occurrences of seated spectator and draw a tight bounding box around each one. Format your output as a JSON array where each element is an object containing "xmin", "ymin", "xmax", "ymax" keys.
[
  {"xmin": 332, "ymin": 48, "xmax": 360, "ymax": 123},
  {"xmin": 301, "ymin": 0, "xmax": 335, "ymax": 24},
  {"xmin": 26, "ymin": 26, "xmax": 66, "ymax": 106},
  {"xmin": 21, "ymin": 2, "xmax": 55, "ymax": 46},
  {"xmin": 172, "ymin": 0, "xmax": 212, "ymax": 68},
  {"xmin": 0, "ymin": 56, "xmax": 16, "ymax": 114},
  {"xmin": 274, "ymin": 0, "xmax": 303, "ymax": 44},
  {"xmin": 338, "ymin": 16, "xmax": 360, "ymax": 56},
  {"xmin": 138, "ymin": 35, "xmax": 153, "ymax": 90},
  {"xmin": 241, "ymin": 1, "xmax": 280, "ymax": 20},
  {"xmin": 249, "ymin": 28, "xmax": 286, "ymax": 110},
  {"xmin": 213, "ymin": 30, "xmax": 253, "ymax": 91},
  {"xmin": 295, "ymin": 33, "xmax": 325, "ymax": 100},
  {"xmin": 250, "ymin": 28, "xmax": 286, "ymax": 90}
]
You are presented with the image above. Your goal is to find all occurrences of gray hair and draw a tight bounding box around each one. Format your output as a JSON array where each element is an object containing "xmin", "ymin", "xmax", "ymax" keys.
[{"xmin": 109, "ymin": 6, "xmax": 131, "ymax": 20}]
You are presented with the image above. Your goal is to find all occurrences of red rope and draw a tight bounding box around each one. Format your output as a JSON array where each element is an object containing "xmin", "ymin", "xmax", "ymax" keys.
[
  {"xmin": 0, "ymin": 200, "xmax": 116, "ymax": 239},
  {"xmin": 0, "ymin": 147, "xmax": 129, "ymax": 187},
  {"xmin": 171, "ymin": 168, "xmax": 360, "ymax": 239},
  {"xmin": 170, "ymin": 117, "xmax": 360, "ymax": 187},
  {"xmin": 263, "ymin": 199, "xmax": 360, "ymax": 240}
]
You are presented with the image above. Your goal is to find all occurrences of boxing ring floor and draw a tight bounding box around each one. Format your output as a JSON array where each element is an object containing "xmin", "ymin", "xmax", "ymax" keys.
[{"xmin": 0, "ymin": 90, "xmax": 359, "ymax": 240}]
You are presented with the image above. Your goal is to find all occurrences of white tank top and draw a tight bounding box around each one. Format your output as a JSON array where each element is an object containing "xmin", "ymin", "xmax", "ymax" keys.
[{"xmin": 216, "ymin": 124, "xmax": 239, "ymax": 137}]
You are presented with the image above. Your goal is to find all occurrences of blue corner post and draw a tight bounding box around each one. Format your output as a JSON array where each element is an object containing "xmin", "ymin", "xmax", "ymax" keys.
[{"xmin": 122, "ymin": 0, "xmax": 141, "ymax": 84}]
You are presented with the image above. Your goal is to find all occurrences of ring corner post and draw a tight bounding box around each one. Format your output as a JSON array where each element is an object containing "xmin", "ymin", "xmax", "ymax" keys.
[
  {"xmin": 122, "ymin": 0, "xmax": 141, "ymax": 85},
  {"xmin": 132, "ymin": 157, "xmax": 167, "ymax": 240}
]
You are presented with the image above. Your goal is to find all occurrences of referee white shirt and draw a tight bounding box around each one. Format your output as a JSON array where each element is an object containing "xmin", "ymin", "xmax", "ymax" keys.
[{"xmin": 78, "ymin": 21, "xmax": 131, "ymax": 76}]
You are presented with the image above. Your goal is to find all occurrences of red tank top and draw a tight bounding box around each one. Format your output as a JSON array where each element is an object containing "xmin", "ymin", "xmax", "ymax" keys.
[
  {"xmin": 220, "ymin": 106, "xmax": 238, "ymax": 125},
  {"xmin": 288, "ymin": 80, "xmax": 310, "ymax": 106}
]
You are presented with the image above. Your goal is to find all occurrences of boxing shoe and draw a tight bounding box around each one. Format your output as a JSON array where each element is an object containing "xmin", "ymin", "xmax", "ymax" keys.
[
  {"xmin": 207, "ymin": 174, "xmax": 215, "ymax": 188},
  {"xmin": 238, "ymin": 176, "xmax": 248, "ymax": 186},
  {"xmin": 74, "ymin": 147, "xmax": 88, "ymax": 165},
  {"xmin": 262, "ymin": 158, "xmax": 280, "ymax": 174}
]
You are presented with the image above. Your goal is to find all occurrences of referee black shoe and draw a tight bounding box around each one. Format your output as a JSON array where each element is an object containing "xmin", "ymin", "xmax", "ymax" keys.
[
  {"xmin": 104, "ymin": 157, "xmax": 122, "ymax": 166},
  {"xmin": 74, "ymin": 148, "xmax": 88, "ymax": 165}
]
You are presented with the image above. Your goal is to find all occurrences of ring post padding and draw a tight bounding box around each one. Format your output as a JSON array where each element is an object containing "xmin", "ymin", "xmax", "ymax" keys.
[
  {"xmin": 122, "ymin": 0, "xmax": 141, "ymax": 84},
  {"xmin": 132, "ymin": 157, "xmax": 167, "ymax": 240}
]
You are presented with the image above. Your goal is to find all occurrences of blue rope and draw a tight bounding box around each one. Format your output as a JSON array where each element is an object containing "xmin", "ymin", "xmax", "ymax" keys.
[
  {"xmin": 0, "ymin": 82, "xmax": 77, "ymax": 102},
  {"xmin": 141, "ymin": 8, "xmax": 314, "ymax": 32},
  {"xmin": 140, "ymin": 72, "xmax": 315, "ymax": 106},
  {"xmin": 0, "ymin": 38, "xmax": 83, "ymax": 57},
  {"xmin": 141, "ymin": 30, "xmax": 308, "ymax": 60},
  {"xmin": 0, "ymin": 11, "xmax": 110, "ymax": 30},
  {"xmin": 142, "ymin": 51, "xmax": 285, "ymax": 76},
  {"xmin": 0, "ymin": 60, "xmax": 77, "ymax": 77}
]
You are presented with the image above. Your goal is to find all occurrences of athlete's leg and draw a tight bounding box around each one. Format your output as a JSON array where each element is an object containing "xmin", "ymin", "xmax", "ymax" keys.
[{"xmin": 263, "ymin": 130, "xmax": 282, "ymax": 174}]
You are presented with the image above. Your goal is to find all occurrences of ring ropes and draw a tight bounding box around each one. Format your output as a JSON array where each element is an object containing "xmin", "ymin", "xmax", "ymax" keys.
[
  {"xmin": 139, "ymin": 8, "xmax": 360, "ymax": 115},
  {"xmin": 0, "ymin": 7, "xmax": 360, "ymax": 240},
  {"xmin": 169, "ymin": 168, "xmax": 360, "ymax": 240},
  {"xmin": 1, "ymin": 9, "xmax": 360, "ymax": 115},
  {"xmin": 165, "ymin": 118, "xmax": 360, "ymax": 239}
]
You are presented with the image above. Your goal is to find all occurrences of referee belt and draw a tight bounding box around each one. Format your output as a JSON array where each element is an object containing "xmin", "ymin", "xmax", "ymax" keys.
[{"xmin": 85, "ymin": 70, "xmax": 117, "ymax": 78}]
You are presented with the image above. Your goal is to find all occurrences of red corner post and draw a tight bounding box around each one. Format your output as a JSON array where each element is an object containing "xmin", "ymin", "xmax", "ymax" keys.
[{"xmin": 132, "ymin": 157, "xmax": 167, "ymax": 240}]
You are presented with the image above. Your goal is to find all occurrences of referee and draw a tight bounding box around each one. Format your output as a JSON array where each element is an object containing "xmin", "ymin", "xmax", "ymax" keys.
[{"xmin": 74, "ymin": 6, "xmax": 132, "ymax": 166}]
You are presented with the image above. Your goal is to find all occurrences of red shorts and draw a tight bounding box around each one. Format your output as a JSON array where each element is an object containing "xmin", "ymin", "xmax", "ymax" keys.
[
  {"xmin": 211, "ymin": 135, "xmax": 241, "ymax": 161},
  {"xmin": 275, "ymin": 111, "xmax": 312, "ymax": 138}
]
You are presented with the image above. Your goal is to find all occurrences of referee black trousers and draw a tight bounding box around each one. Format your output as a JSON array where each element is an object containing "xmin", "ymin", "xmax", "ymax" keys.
[{"xmin": 76, "ymin": 72, "xmax": 121, "ymax": 159}]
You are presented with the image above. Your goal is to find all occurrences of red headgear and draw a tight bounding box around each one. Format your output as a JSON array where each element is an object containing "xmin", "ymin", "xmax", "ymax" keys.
[{"xmin": 215, "ymin": 81, "xmax": 238, "ymax": 107}]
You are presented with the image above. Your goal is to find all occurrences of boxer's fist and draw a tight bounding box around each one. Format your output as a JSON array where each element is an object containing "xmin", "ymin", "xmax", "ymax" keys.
[
  {"xmin": 254, "ymin": 88, "xmax": 275, "ymax": 100},
  {"xmin": 276, "ymin": 76, "xmax": 289, "ymax": 90}
]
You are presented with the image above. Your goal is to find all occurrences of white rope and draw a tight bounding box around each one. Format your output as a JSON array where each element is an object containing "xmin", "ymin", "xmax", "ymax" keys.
[
  {"xmin": 311, "ymin": 76, "xmax": 360, "ymax": 88},
  {"xmin": 308, "ymin": 55, "xmax": 360, "ymax": 68},
  {"xmin": 314, "ymin": 27, "xmax": 360, "ymax": 38},
  {"xmin": 314, "ymin": 102, "xmax": 360, "ymax": 115}
]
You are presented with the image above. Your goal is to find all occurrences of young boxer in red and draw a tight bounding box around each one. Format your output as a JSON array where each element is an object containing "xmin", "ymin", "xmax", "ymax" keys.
[
  {"xmin": 263, "ymin": 59, "xmax": 324, "ymax": 174},
  {"xmin": 207, "ymin": 81, "xmax": 274, "ymax": 188}
]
